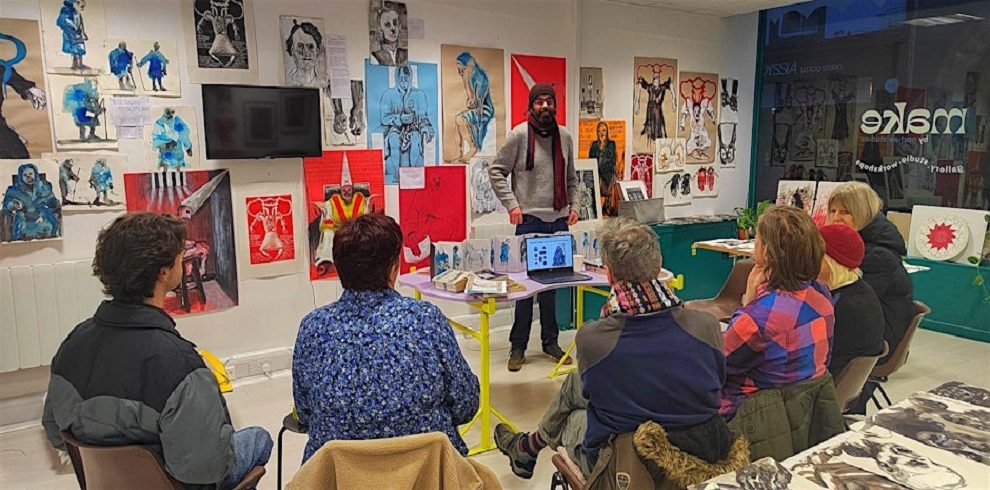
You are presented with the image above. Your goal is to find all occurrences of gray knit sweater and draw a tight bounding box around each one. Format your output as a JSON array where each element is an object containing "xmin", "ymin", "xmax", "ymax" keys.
[{"xmin": 488, "ymin": 122, "xmax": 579, "ymax": 222}]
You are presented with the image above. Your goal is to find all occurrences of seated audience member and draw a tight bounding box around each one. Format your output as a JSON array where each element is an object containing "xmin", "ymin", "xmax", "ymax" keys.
[
  {"xmin": 42, "ymin": 213, "xmax": 272, "ymax": 489},
  {"xmin": 722, "ymin": 206, "xmax": 835, "ymax": 420},
  {"xmin": 495, "ymin": 218, "xmax": 732, "ymax": 479},
  {"xmin": 818, "ymin": 224, "xmax": 885, "ymax": 377},
  {"xmin": 292, "ymin": 213, "xmax": 479, "ymax": 462}
]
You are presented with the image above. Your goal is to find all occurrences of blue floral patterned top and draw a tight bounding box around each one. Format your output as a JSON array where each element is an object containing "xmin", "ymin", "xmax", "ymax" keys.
[{"xmin": 292, "ymin": 289, "xmax": 479, "ymax": 462}]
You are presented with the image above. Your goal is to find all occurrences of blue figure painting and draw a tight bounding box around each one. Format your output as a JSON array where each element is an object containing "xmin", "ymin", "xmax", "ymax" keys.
[
  {"xmin": 107, "ymin": 41, "xmax": 135, "ymax": 90},
  {"xmin": 61, "ymin": 77, "xmax": 106, "ymax": 142},
  {"xmin": 553, "ymin": 245, "xmax": 567, "ymax": 267},
  {"xmin": 446, "ymin": 51, "xmax": 495, "ymax": 163},
  {"xmin": 56, "ymin": 0, "xmax": 90, "ymax": 71},
  {"xmin": 434, "ymin": 248, "xmax": 449, "ymax": 276},
  {"xmin": 88, "ymin": 158, "xmax": 115, "ymax": 205},
  {"xmin": 151, "ymin": 107, "xmax": 193, "ymax": 170},
  {"xmin": 499, "ymin": 240, "xmax": 510, "ymax": 264},
  {"xmin": 138, "ymin": 42, "xmax": 170, "ymax": 92},
  {"xmin": 1, "ymin": 161, "xmax": 63, "ymax": 242}
]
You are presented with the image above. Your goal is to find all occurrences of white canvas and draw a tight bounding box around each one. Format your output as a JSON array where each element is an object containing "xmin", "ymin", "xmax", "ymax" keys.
[
  {"xmin": 100, "ymin": 38, "xmax": 181, "ymax": 97},
  {"xmin": 908, "ymin": 205, "xmax": 989, "ymax": 266},
  {"xmin": 43, "ymin": 152, "xmax": 127, "ymax": 210}
]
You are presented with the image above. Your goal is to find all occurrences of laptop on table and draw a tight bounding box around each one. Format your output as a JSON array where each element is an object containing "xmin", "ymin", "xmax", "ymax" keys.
[{"xmin": 525, "ymin": 235, "xmax": 591, "ymax": 285}]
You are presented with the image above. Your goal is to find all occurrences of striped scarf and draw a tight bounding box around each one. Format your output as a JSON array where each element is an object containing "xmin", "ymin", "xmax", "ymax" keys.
[{"xmin": 602, "ymin": 279, "xmax": 682, "ymax": 317}]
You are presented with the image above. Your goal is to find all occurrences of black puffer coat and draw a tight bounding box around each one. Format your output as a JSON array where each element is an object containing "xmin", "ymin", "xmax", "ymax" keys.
[{"xmin": 858, "ymin": 213, "xmax": 915, "ymax": 361}]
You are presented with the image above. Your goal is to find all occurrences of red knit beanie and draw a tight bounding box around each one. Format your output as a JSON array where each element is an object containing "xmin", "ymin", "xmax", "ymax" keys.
[{"xmin": 819, "ymin": 224, "xmax": 865, "ymax": 269}]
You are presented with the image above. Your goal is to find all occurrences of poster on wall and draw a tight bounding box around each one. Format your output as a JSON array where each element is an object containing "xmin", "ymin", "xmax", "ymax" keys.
[
  {"xmin": 0, "ymin": 159, "xmax": 62, "ymax": 243},
  {"xmin": 368, "ymin": 0, "xmax": 408, "ymax": 66},
  {"xmin": 629, "ymin": 153, "xmax": 654, "ymax": 198},
  {"xmin": 658, "ymin": 169, "xmax": 692, "ymax": 207},
  {"xmin": 365, "ymin": 60, "xmax": 439, "ymax": 185},
  {"xmin": 579, "ymin": 67, "xmax": 603, "ymax": 119},
  {"xmin": 632, "ymin": 57, "xmax": 677, "ymax": 154},
  {"xmin": 578, "ymin": 119, "xmax": 625, "ymax": 217},
  {"xmin": 575, "ymin": 159, "xmax": 602, "ymax": 221},
  {"xmin": 399, "ymin": 165, "xmax": 467, "ymax": 273},
  {"xmin": 510, "ymin": 54, "xmax": 566, "ymax": 127},
  {"xmin": 144, "ymin": 105, "xmax": 201, "ymax": 171},
  {"xmin": 0, "ymin": 19, "xmax": 55, "ymax": 159},
  {"xmin": 324, "ymin": 79, "xmax": 365, "ymax": 148},
  {"xmin": 44, "ymin": 152, "xmax": 127, "ymax": 210},
  {"xmin": 182, "ymin": 0, "xmax": 258, "ymax": 84},
  {"xmin": 655, "ymin": 138, "xmax": 686, "ymax": 174},
  {"xmin": 469, "ymin": 157, "xmax": 506, "ymax": 220},
  {"xmin": 47, "ymin": 74, "xmax": 117, "ymax": 150},
  {"xmin": 303, "ymin": 150, "xmax": 385, "ymax": 280},
  {"xmin": 39, "ymin": 0, "xmax": 107, "ymax": 75},
  {"xmin": 100, "ymin": 38, "xmax": 181, "ymax": 97},
  {"xmin": 776, "ymin": 180, "xmax": 816, "ymax": 214},
  {"xmin": 691, "ymin": 164, "xmax": 718, "ymax": 198},
  {"xmin": 825, "ymin": 76, "xmax": 856, "ymax": 148},
  {"xmin": 719, "ymin": 78, "xmax": 739, "ymax": 123},
  {"xmin": 790, "ymin": 80, "xmax": 826, "ymax": 161},
  {"xmin": 279, "ymin": 15, "xmax": 328, "ymax": 88},
  {"xmin": 816, "ymin": 139, "xmax": 838, "ymax": 168},
  {"xmin": 677, "ymin": 72, "xmax": 719, "ymax": 165},
  {"xmin": 124, "ymin": 169, "xmax": 239, "ymax": 315},
  {"xmin": 235, "ymin": 183, "xmax": 305, "ymax": 279},
  {"xmin": 440, "ymin": 44, "xmax": 505, "ymax": 163}
]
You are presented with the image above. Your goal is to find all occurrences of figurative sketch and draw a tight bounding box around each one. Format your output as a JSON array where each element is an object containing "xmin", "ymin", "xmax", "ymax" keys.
[
  {"xmin": 578, "ymin": 119, "xmax": 626, "ymax": 216},
  {"xmin": 629, "ymin": 153, "xmax": 654, "ymax": 198},
  {"xmin": 633, "ymin": 57, "xmax": 677, "ymax": 154},
  {"xmin": 619, "ymin": 180, "xmax": 648, "ymax": 202},
  {"xmin": 183, "ymin": 0, "xmax": 258, "ymax": 83},
  {"xmin": 776, "ymin": 180, "xmax": 816, "ymax": 214},
  {"xmin": 398, "ymin": 166, "xmax": 466, "ymax": 273},
  {"xmin": 245, "ymin": 194, "xmax": 294, "ymax": 265},
  {"xmin": 280, "ymin": 16, "xmax": 327, "ymax": 87},
  {"xmin": 462, "ymin": 238, "xmax": 492, "ymax": 273},
  {"xmin": 931, "ymin": 382, "xmax": 990, "ymax": 408},
  {"xmin": 659, "ymin": 171, "xmax": 692, "ymax": 206},
  {"xmin": 40, "ymin": 0, "xmax": 108, "ymax": 74},
  {"xmin": 304, "ymin": 150, "xmax": 384, "ymax": 280},
  {"xmin": 787, "ymin": 443, "xmax": 911, "ymax": 490},
  {"xmin": 48, "ymin": 74, "xmax": 116, "ymax": 150},
  {"xmin": 0, "ymin": 19, "xmax": 54, "ymax": 158},
  {"xmin": 46, "ymin": 152, "xmax": 125, "ymax": 209},
  {"xmin": 837, "ymin": 151, "xmax": 854, "ymax": 181},
  {"xmin": 719, "ymin": 78, "xmax": 739, "ymax": 124},
  {"xmin": 324, "ymin": 80, "xmax": 365, "ymax": 147},
  {"xmin": 790, "ymin": 81, "xmax": 826, "ymax": 161},
  {"xmin": 812, "ymin": 181, "xmax": 842, "ymax": 225},
  {"xmin": 579, "ymin": 67, "xmax": 603, "ymax": 119},
  {"xmin": 469, "ymin": 157, "xmax": 505, "ymax": 218},
  {"xmin": 689, "ymin": 457, "xmax": 820, "ymax": 490},
  {"xmin": 718, "ymin": 123, "xmax": 737, "ymax": 167},
  {"xmin": 441, "ymin": 44, "xmax": 505, "ymax": 162},
  {"xmin": 677, "ymin": 72, "xmax": 719, "ymax": 165},
  {"xmin": 490, "ymin": 235, "xmax": 523, "ymax": 274},
  {"xmin": 124, "ymin": 169, "xmax": 239, "ymax": 315},
  {"xmin": 771, "ymin": 122, "xmax": 791, "ymax": 166},
  {"xmin": 575, "ymin": 158, "xmax": 602, "ymax": 221},
  {"xmin": 368, "ymin": 0, "xmax": 408, "ymax": 66},
  {"xmin": 870, "ymin": 393, "xmax": 990, "ymax": 465},
  {"xmin": 816, "ymin": 139, "xmax": 838, "ymax": 168},
  {"xmin": 694, "ymin": 165, "xmax": 718, "ymax": 198},
  {"xmin": 655, "ymin": 138, "xmax": 686, "ymax": 174},
  {"xmin": 510, "ymin": 54, "xmax": 566, "ymax": 127},
  {"xmin": 575, "ymin": 229, "xmax": 599, "ymax": 261},
  {"xmin": 100, "ymin": 39, "xmax": 180, "ymax": 97},
  {"xmin": 365, "ymin": 60, "xmax": 439, "ymax": 185},
  {"xmin": 1, "ymin": 159, "xmax": 62, "ymax": 243},
  {"xmin": 430, "ymin": 241, "xmax": 459, "ymax": 277},
  {"xmin": 144, "ymin": 106, "xmax": 200, "ymax": 180},
  {"xmin": 827, "ymin": 77, "xmax": 856, "ymax": 143},
  {"xmin": 769, "ymin": 81, "xmax": 794, "ymax": 166}
]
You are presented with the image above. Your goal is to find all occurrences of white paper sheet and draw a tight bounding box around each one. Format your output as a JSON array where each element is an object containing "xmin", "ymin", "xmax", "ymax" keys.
[{"xmin": 327, "ymin": 35, "xmax": 351, "ymax": 99}]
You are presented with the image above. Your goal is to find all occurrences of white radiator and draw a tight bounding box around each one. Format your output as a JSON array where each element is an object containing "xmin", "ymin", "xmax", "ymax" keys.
[{"xmin": 0, "ymin": 260, "xmax": 105, "ymax": 373}]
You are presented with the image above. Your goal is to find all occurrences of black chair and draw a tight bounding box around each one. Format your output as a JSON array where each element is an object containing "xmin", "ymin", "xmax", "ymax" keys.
[{"xmin": 278, "ymin": 412, "xmax": 309, "ymax": 489}]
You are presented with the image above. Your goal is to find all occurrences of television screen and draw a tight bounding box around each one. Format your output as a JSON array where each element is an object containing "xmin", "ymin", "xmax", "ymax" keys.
[{"xmin": 202, "ymin": 84, "xmax": 322, "ymax": 159}]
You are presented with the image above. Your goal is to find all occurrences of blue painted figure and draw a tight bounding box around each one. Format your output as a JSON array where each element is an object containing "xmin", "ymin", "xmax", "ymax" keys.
[
  {"xmin": 434, "ymin": 248, "xmax": 450, "ymax": 276},
  {"xmin": 107, "ymin": 42, "xmax": 135, "ymax": 90},
  {"xmin": 2, "ymin": 163, "xmax": 61, "ymax": 241},
  {"xmin": 62, "ymin": 78, "xmax": 104, "ymax": 141},
  {"xmin": 379, "ymin": 65, "xmax": 435, "ymax": 181},
  {"xmin": 88, "ymin": 158, "xmax": 114, "ymax": 205},
  {"xmin": 151, "ymin": 107, "xmax": 193, "ymax": 170},
  {"xmin": 56, "ymin": 0, "xmax": 90, "ymax": 71},
  {"xmin": 448, "ymin": 52, "xmax": 494, "ymax": 163},
  {"xmin": 553, "ymin": 245, "xmax": 566, "ymax": 267},
  {"xmin": 500, "ymin": 240, "xmax": 510, "ymax": 264},
  {"xmin": 138, "ymin": 42, "xmax": 169, "ymax": 92}
]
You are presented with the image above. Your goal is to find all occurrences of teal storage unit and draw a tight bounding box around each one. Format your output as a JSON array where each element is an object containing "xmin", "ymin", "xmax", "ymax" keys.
[{"xmin": 904, "ymin": 257, "xmax": 990, "ymax": 343}]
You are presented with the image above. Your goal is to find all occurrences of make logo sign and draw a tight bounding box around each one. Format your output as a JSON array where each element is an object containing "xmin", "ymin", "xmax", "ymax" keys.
[{"xmin": 860, "ymin": 102, "xmax": 967, "ymax": 136}]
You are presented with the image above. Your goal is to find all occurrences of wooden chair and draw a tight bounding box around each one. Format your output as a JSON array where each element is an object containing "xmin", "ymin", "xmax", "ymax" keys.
[
  {"xmin": 174, "ymin": 255, "xmax": 206, "ymax": 312},
  {"xmin": 685, "ymin": 259, "xmax": 755, "ymax": 322},
  {"xmin": 550, "ymin": 448, "xmax": 586, "ymax": 490},
  {"xmin": 834, "ymin": 342, "xmax": 888, "ymax": 412},
  {"xmin": 278, "ymin": 412, "xmax": 309, "ymax": 489},
  {"xmin": 62, "ymin": 431, "xmax": 265, "ymax": 490},
  {"xmin": 869, "ymin": 301, "xmax": 931, "ymax": 409}
]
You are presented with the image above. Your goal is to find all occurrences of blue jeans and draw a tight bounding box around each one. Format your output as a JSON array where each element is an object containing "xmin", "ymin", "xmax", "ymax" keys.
[
  {"xmin": 511, "ymin": 215, "xmax": 569, "ymax": 351},
  {"xmin": 221, "ymin": 427, "xmax": 273, "ymax": 489}
]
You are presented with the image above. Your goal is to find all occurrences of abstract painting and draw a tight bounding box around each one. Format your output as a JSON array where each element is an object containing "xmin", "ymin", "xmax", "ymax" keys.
[
  {"xmin": 399, "ymin": 165, "xmax": 467, "ymax": 273},
  {"xmin": 469, "ymin": 157, "xmax": 506, "ymax": 219},
  {"xmin": 45, "ymin": 151, "xmax": 126, "ymax": 210},
  {"xmin": 280, "ymin": 16, "xmax": 327, "ymax": 88},
  {"xmin": 47, "ymin": 74, "xmax": 117, "ymax": 150},
  {"xmin": 871, "ymin": 392, "xmax": 990, "ymax": 465},
  {"xmin": 365, "ymin": 60, "xmax": 439, "ymax": 185},
  {"xmin": 40, "ymin": 0, "xmax": 108, "ymax": 75},
  {"xmin": 0, "ymin": 19, "xmax": 55, "ymax": 158},
  {"xmin": 441, "ymin": 44, "xmax": 505, "ymax": 162},
  {"xmin": 578, "ymin": 119, "xmax": 625, "ymax": 216},
  {"xmin": 324, "ymin": 79, "xmax": 365, "ymax": 147},
  {"xmin": 1, "ymin": 158, "xmax": 62, "ymax": 243},
  {"xmin": 677, "ymin": 72, "xmax": 719, "ymax": 165},
  {"xmin": 693, "ymin": 165, "xmax": 718, "ymax": 198},
  {"xmin": 629, "ymin": 153, "xmax": 654, "ymax": 198},
  {"xmin": 124, "ymin": 169, "xmax": 239, "ymax": 315},
  {"xmin": 690, "ymin": 457, "xmax": 820, "ymax": 490},
  {"xmin": 368, "ymin": 0, "xmax": 408, "ymax": 66},
  {"xmin": 144, "ymin": 105, "xmax": 200, "ymax": 171},
  {"xmin": 811, "ymin": 181, "xmax": 842, "ymax": 226},
  {"xmin": 659, "ymin": 170, "xmax": 692, "ymax": 206},
  {"xmin": 632, "ymin": 57, "xmax": 677, "ymax": 154},
  {"xmin": 776, "ymin": 180, "xmax": 816, "ymax": 214},
  {"xmin": 303, "ymin": 150, "xmax": 385, "ymax": 280},
  {"xmin": 100, "ymin": 38, "xmax": 180, "ymax": 97},
  {"xmin": 655, "ymin": 138, "xmax": 686, "ymax": 174},
  {"xmin": 579, "ymin": 67, "xmax": 603, "ymax": 119},
  {"xmin": 510, "ymin": 54, "xmax": 566, "ymax": 127},
  {"xmin": 575, "ymin": 159, "xmax": 602, "ymax": 222},
  {"xmin": 183, "ymin": 0, "xmax": 258, "ymax": 84}
]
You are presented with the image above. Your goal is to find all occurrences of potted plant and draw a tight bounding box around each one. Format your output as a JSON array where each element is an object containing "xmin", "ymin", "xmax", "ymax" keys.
[{"xmin": 734, "ymin": 200, "xmax": 772, "ymax": 240}]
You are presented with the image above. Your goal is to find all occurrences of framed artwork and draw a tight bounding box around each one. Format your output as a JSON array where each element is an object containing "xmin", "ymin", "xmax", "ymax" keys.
[
  {"xmin": 619, "ymin": 180, "xmax": 648, "ymax": 202},
  {"xmin": 574, "ymin": 159, "xmax": 602, "ymax": 222}
]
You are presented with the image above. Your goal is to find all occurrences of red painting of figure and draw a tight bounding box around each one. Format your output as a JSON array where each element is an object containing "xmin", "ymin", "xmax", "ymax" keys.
[{"xmin": 245, "ymin": 194, "xmax": 295, "ymax": 265}]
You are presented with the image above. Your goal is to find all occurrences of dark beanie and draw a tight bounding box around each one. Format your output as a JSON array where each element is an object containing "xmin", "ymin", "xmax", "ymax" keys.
[
  {"xmin": 529, "ymin": 83, "xmax": 556, "ymax": 107},
  {"xmin": 819, "ymin": 224, "xmax": 865, "ymax": 269}
]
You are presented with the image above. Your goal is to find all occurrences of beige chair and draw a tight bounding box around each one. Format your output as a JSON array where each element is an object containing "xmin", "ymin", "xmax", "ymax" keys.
[
  {"xmin": 62, "ymin": 431, "xmax": 265, "ymax": 490},
  {"xmin": 869, "ymin": 301, "xmax": 931, "ymax": 408},
  {"xmin": 834, "ymin": 342, "xmax": 888, "ymax": 412},
  {"xmin": 686, "ymin": 259, "xmax": 755, "ymax": 322}
]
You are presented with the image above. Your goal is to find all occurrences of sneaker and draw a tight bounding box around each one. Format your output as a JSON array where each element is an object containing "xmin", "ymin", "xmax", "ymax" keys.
[
  {"xmin": 543, "ymin": 344, "xmax": 573, "ymax": 365},
  {"xmin": 494, "ymin": 423, "xmax": 537, "ymax": 479},
  {"xmin": 507, "ymin": 347, "xmax": 526, "ymax": 372}
]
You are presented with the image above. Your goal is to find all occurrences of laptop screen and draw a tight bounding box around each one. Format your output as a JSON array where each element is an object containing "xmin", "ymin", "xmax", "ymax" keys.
[{"xmin": 526, "ymin": 235, "xmax": 573, "ymax": 272}]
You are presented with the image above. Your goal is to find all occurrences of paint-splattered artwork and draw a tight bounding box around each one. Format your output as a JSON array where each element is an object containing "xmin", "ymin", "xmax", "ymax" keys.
[
  {"xmin": 324, "ymin": 80, "xmax": 365, "ymax": 147},
  {"xmin": 368, "ymin": 0, "xmax": 408, "ymax": 66},
  {"xmin": 47, "ymin": 74, "xmax": 117, "ymax": 150},
  {"xmin": 578, "ymin": 119, "xmax": 626, "ymax": 216},
  {"xmin": 659, "ymin": 170, "xmax": 692, "ymax": 207},
  {"xmin": 183, "ymin": 0, "xmax": 258, "ymax": 84},
  {"xmin": 303, "ymin": 150, "xmax": 385, "ymax": 280},
  {"xmin": 245, "ymin": 194, "xmax": 295, "ymax": 265},
  {"xmin": 124, "ymin": 169, "xmax": 238, "ymax": 315},
  {"xmin": 399, "ymin": 165, "xmax": 467, "ymax": 273},
  {"xmin": 677, "ymin": 72, "xmax": 719, "ymax": 165},
  {"xmin": 0, "ymin": 19, "xmax": 55, "ymax": 159},
  {"xmin": 629, "ymin": 153, "xmax": 654, "ymax": 198},
  {"xmin": 579, "ymin": 67, "xmax": 603, "ymax": 119},
  {"xmin": 692, "ymin": 165, "xmax": 718, "ymax": 198},
  {"xmin": 440, "ymin": 44, "xmax": 504, "ymax": 162},
  {"xmin": 144, "ymin": 105, "xmax": 200, "ymax": 172},
  {"xmin": 510, "ymin": 54, "xmax": 566, "ymax": 127},
  {"xmin": 40, "ymin": 0, "xmax": 108, "ymax": 75},
  {"xmin": 280, "ymin": 16, "xmax": 327, "ymax": 88},
  {"xmin": 655, "ymin": 138, "xmax": 686, "ymax": 174},
  {"xmin": 1, "ymin": 158, "xmax": 62, "ymax": 243},
  {"xmin": 632, "ymin": 57, "xmax": 677, "ymax": 154},
  {"xmin": 469, "ymin": 157, "xmax": 505, "ymax": 219},
  {"xmin": 100, "ymin": 38, "xmax": 180, "ymax": 97},
  {"xmin": 45, "ymin": 151, "xmax": 126, "ymax": 210},
  {"xmin": 776, "ymin": 180, "xmax": 816, "ymax": 214},
  {"xmin": 575, "ymin": 159, "xmax": 602, "ymax": 221},
  {"xmin": 365, "ymin": 60, "xmax": 439, "ymax": 185}
]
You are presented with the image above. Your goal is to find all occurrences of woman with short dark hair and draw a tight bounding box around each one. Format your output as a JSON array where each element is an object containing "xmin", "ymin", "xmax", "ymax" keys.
[{"xmin": 292, "ymin": 213, "xmax": 479, "ymax": 462}]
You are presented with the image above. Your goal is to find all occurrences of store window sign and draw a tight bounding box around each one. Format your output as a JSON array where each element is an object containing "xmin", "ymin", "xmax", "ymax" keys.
[{"xmin": 860, "ymin": 102, "xmax": 968, "ymax": 137}]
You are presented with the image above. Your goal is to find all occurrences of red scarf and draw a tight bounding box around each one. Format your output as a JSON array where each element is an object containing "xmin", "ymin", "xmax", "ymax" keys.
[{"xmin": 526, "ymin": 113, "xmax": 567, "ymax": 212}]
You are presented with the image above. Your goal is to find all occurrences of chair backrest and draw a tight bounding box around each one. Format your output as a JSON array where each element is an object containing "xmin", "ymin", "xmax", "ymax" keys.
[
  {"xmin": 834, "ymin": 342, "xmax": 889, "ymax": 411},
  {"xmin": 718, "ymin": 259, "xmax": 755, "ymax": 303},
  {"xmin": 61, "ymin": 431, "xmax": 181, "ymax": 490},
  {"xmin": 872, "ymin": 301, "xmax": 931, "ymax": 378}
]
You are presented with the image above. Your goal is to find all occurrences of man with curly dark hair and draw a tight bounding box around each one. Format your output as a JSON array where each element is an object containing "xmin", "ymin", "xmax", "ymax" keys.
[{"xmin": 42, "ymin": 212, "xmax": 273, "ymax": 489}]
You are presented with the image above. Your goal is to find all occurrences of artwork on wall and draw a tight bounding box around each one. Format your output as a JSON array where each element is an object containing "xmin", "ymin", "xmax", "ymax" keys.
[
  {"xmin": 826, "ymin": 76, "xmax": 856, "ymax": 144},
  {"xmin": 619, "ymin": 180, "xmax": 648, "ymax": 202},
  {"xmin": 368, "ymin": 0, "xmax": 408, "ymax": 66},
  {"xmin": 776, "ymin": 180, "xmax": 816, "ymax": 214},
  {"xmin": 629, "ymin": 153, "xmax": 654, "ymax": 198},
  {"xmin": 124, "ymin": 169, "xmax": 239, "ymax": 315},
  {"xmin": 719, "ymin": 78, "xmax": 739, "ymax": 123},
  {"xmin": 816, "ymin": 139, "xmax": 838, "ymax": 168},
  {"xmin": 1, "ymin": 158, "xmax": 62, "ymax": 243},
  {"xmin": 578, "ymin": 119, "xmax": 626, "ymax": 217},
  {"xmin": 811, "ymin": 181, "xmax": 842, "ymax": 226},
  {"xmin": 44, "ymin": 152, "xmax": 126, "ymax": 210},
  {"xmin": 0, "ymin": 19, "xmax": 55, "ymax": 159},
  {"xmin": 441, "ymin": 44, "xmax": 505, "ymax": 163},
  {"xmin": 235, "ymin": 182, "xmax": 305, "ymax": 279},
  {"xmin": 908, "ymin": 205, "xmax": 989, "ymax": 266},
  {"xmin": 279, "ymin": 15, "xmax": 327, "ymax": 88},
  {"xmin": 655, "ymin": 138, "xmax": 686, "ymax": 174},
  {"xmin": 399, "ymin": 165, "xmax": 467, "ymax": 273},
  {"xmin": 677, "ymin": 72, "xmax": 719, "ymax": 165},
  {"xmin": 659, "ymin": 170, "xmax": 692, "ymax": 206},
  {"xmin": 469, "ymin": 157, "xmax": 505, "ymax": 219},
  {"xmin": 100, "ymin": 38, "xmax": 180, "ymax": 97},
  {"xmin": 182, "ymin": 0, "xmax": 258, "ymax": 84},
  {"xmin": 574, "ymin": 159, "xmax": 602, "ymax": 221},
  {"xmin": 579, "ymin": 67, "xmax": 602, "ymax": 119},
  {"xmin": 510, "ymin": 54, "xmax": 566, "ymax": 127},
  {"xmin": 324, "ymin": 79, "xmax": 365, "ymax": 147},
  {"xmin": 790, "ymin": 80, "xmax": 826, "ymax": 161},
  {"xmin": 365, "ymin": 60, "xmax": 439, "ymax": 185},
  {"xmin": 632, "ymin": 57, "xmax": 677, "ymax": 154},
  {"xmin": 144, "ymin": 105, "xmax": 200, "ymax": 172},
  {"xmin": 692, "ymin": 165, "xmax": 718, "ymax": 198},
  {"xmin": 304, "ymin": 150, "xmax": 385, "ymax": 280},
  {"xmin": 47, "ymin": 74, "xmax": 117, "ymax": 150},
  {"xmin": 40, "ymin": 0, "xmax": 108, "ymax": 75}
]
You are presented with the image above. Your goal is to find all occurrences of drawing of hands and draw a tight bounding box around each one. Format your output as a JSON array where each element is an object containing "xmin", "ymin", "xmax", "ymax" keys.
[{"xmin": 26, "ymin": 88, "xmax": 47, "ymax": 111}]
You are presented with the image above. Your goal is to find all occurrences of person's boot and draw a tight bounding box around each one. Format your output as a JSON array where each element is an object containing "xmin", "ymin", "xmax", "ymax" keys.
[
  {"xmin": 494, "ymin": 423, "xmax": 537, "ymax": 479},
  {"xmin": 507, "ymin": 346, "xmax": 526, "ymax": 372},
  {"xmin": 543, "ymin": 344, "xmax": 573, "ymax": 365}
]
